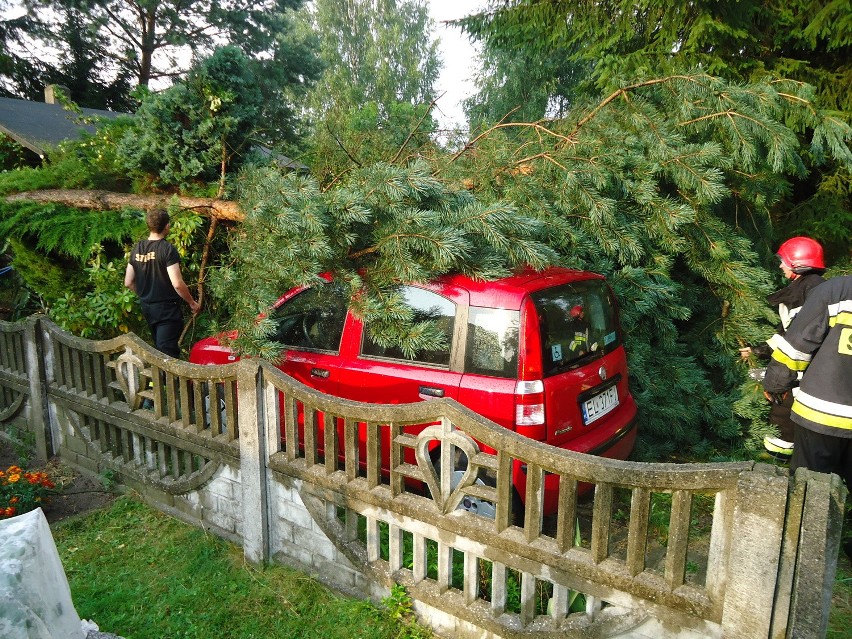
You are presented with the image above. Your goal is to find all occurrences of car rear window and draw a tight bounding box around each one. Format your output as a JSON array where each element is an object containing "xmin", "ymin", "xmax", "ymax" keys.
[
  {"xmin": 464, "ymin": 307, "xmax": 520, "ymax": 378},
  {"xmin": 531, "ymin": 279, "xmax": 621, "ymax": 377}
]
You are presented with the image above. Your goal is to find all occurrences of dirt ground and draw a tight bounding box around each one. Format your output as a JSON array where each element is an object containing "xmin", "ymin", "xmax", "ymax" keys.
[{"xmin": 0, "ymin": 439, "xmax": 118, "ymax": 524}]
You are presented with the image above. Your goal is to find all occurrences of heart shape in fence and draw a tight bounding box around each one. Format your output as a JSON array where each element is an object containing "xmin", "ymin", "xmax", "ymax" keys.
[
  {"xmin": 114, "ymin": 346, "xmax": 146, "ymax": 410},
  {"xmin": 415, "ymin": 420, "xmax": 480, "ymax": 514}
]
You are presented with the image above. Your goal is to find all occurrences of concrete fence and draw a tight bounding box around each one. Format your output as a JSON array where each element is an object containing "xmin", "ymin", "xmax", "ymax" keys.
[{"xmin": 0, "ymin": 316, "xmax": 846, "ymax": 639}]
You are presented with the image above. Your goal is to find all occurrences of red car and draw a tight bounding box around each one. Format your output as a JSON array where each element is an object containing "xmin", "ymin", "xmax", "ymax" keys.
[{"xmin": 190, "ymin": 267, "xmax": 637, "ymax": 515}]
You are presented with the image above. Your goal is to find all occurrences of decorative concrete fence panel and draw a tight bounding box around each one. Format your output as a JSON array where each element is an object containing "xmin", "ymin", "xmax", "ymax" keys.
[
  {"xmin": 0, "ymin": 317, "xmax": 50, "ymax": 461},
  {"xmin": 0, "ymin": 317, "xmax": 845, "ymax": 639}
]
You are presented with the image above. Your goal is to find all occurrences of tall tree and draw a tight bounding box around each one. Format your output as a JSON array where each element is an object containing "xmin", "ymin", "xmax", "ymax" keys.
[
  {"xmin": 0, "ymin": 0, "xmax": 49, "ymax": 99},
  {"xmin": 458, "ymin": 0, "xmax": 851, "ymax": 260},
  {"xmin": 460, "ymin": 0, "xmax": 851, "ymax": 93},
  {"xmin": 16, "ymin": 0, "xmax": 310, "ymax": 89},
  {"xmin": 117, "ymin": 46, "xmax": 266, "ymax": 193},
  {"xmin": 300, "ymin": 0, "xmax": 442, "ymax": 183},
  {"xmin": 41, "ymin": 8, "xmax": 136, "ymax": 111},
  {"xmin": 447, "ymin": 72, "xmax": 852, "ymax": 457},
  {"xmin": 307, "ymin": 0, "xmax": 440, "ymax": 111}
]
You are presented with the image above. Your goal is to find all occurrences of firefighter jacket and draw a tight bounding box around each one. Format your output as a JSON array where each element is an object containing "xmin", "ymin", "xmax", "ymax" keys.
[
  {"xmin": 751, "ymin": 273, "xmax": 825, "ymax": 359},
  {"xmin": 764, "ymin": 275, "xmax": 852, "ymax": 438}
]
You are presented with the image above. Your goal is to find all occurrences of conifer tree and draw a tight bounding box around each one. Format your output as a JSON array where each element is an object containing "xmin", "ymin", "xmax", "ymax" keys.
[
  {"xmin": 216, "ymin": 72, "xmax": 851, "ymax": 458},
  {"xmin": 447, "ymin": 72, "xmax": 851, "ymax": 457},
  {"xmin": 459, "ymin": 0, "xmax": 852, "ymax": 261},
  {"xmin": 212, "ymin": 160, "xmax": 556, "ymax": 361}
]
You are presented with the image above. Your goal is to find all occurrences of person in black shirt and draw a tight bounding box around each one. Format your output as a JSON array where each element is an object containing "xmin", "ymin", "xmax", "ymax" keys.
[{"xmin": 124, "ymin": 209, "xmax": 200, "ymax": 358}]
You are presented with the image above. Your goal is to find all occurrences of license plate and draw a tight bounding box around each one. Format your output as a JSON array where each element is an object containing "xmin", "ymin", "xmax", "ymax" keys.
[{"xmin": 582, "ymin": 385, "xmax": 619, "ymax": 424}]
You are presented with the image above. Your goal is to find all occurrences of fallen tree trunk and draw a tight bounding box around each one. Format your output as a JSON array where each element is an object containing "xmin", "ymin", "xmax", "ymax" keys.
[{"xmin": 5, "ymin": 189, "xmax": 245, "ymax": 222}]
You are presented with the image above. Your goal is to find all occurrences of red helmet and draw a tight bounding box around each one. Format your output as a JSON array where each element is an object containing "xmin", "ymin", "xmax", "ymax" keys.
[
  {"xmin": 569, "ymin": 305, "xmax": 584, "ymax": 318},
  {"xmin": 777, "ymin": 236, "xmax": 825, "ymax": 273}
]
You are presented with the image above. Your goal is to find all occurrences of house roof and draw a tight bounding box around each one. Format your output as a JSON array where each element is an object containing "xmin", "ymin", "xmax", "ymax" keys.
[
  {"xmin": 253, "ymin": 145, "xmax": 310, "ymax": 172},
  {"xmin": 0, "ymin": 88, "xmax": 309, "ymax": 171},
  {"xmin": 0, "ymin": 95, "xmax": 122, "ymax": 156}
]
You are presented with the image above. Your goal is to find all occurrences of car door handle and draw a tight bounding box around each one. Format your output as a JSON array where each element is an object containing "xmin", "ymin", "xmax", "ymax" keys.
[
  {"xmin": 418, "ymin": 385, "xmax": 445, "ymax": 398},
  {"xmin": 311, "ymin": 368, "xmax": 330, "ymax": 379}
]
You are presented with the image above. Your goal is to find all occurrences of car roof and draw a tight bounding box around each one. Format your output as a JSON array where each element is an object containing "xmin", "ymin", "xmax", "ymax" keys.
[
  {"xmin": 274, "ymin": 267, "xmax": 605, "ymax": 311},
  {"xmin": 434, "ymin": 267, "xmax": 605, "ymax": 308}
]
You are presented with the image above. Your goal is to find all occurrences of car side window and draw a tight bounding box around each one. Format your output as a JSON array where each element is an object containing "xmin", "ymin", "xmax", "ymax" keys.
[
  {"xmin": 465, "ymin": 307, "xmax": 519, "ymax": 378},
  {"xmin": 270, "ymin": 281, "xmax": 348, "ymax": 352},
  {"xmin": 361, "ymin": 287, "xmax": 455, "ymax": 366}
]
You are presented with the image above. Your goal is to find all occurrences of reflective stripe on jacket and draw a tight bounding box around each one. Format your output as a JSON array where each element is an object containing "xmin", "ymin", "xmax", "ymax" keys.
[{"xmin": 764, "ymin": 276, "xmax": 852, "ymax": 437}]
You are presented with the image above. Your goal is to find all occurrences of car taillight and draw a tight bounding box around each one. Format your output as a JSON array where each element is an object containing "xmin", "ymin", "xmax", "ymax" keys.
[
  {"xmin": 515, "ymin": 380, "xmax": 544, "ymax": 424},
  {"xmin": 518, "ymin": 296, "xmax": 542, "ymax": 380},
  {"xmin": 515, "ymin": 296, "xmax": 546, "ymax": 438}
]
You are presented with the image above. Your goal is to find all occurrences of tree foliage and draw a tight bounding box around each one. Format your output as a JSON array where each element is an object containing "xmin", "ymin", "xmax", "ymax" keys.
[
  {"xmin": 21, "ymin": 0, "xmax": 306, "ymax": 87},
  {"xmin": 459, "ymin": 0, "xmax": 852, "ymax": 260},
  {"xmin": 212, "ymin": 160, "xmax": 556, "ymax": 360},
  {"xmin": 39, "ymin": 8, "xmax": 137, "ymax": 111},
  {"xmin": 446, "ymin": 71, "xmax": 851, "ymax": 457},
  {"xmin": 2, "ymin": 1, "xmax": 850, "ymax": 461},
  {"xmin": 1, "ymin": 0, "xmax": 319, "ymax": 115},
  {"xmin": 214, "ymin": 71, "xmax": 851, "ymax": 458},
  {"xmin": 300, "ymin": 0, "xmax": 441, "ymax": 181},
  {"xmin": 306, "ymin": 0, "xmax": 440, "ymax": 111},
  {"xmin": 304, "ymin": 100, "xmax": 438, "ymax": 186},
  {"xmin": 117, "ymin": 47, "xmax": 267, "ymax": 193},
  {"xmin": 460, "ymin": 0, "xmax": 850, "ymax": 95},
  {"xmin": 0, "ymin": 0, "xmax": 48, "ymax": 99},
  {"xmin": 1, "ymin": 2, "xmax": 140, "ymax": 106}
]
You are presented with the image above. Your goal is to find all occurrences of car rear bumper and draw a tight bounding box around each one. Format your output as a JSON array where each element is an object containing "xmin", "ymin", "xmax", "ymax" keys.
[{"xmin": 514, "ymin": 414, "xmax": 638, "ymax": 516}]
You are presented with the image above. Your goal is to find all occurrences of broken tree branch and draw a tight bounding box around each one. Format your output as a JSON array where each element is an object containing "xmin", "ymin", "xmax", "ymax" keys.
[{"xmin": 6, "ymin": 189, "xmax": 245, "ymax": 222}]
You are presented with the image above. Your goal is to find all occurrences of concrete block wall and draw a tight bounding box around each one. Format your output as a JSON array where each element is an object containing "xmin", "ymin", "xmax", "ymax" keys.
[
  {"xmin": 113, "ymin": 463, "xmax": 244, "ymax": 545},
  {"xmin": 197, "ymin": 464, "xmax": 243, "ymax": 537},
  {"xmin": 266, "ymin": 476, "xmax": 369, "ymax": 597}
]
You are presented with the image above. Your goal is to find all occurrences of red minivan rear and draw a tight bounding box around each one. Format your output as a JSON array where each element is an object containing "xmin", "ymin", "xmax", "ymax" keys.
[{"xmin": 453, "ymin": 270, "xmax": 636, "ymax": 513}]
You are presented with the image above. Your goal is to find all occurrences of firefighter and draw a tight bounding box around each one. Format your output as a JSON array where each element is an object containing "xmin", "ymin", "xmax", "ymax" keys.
[
  {"xmin": 567, "ymin": 304, "xmax": 590, "ymax": 354},
  {"xmin": 739, "ymin": 236, "xmax": 826, "ymax": 456},
  {"xmin": 763, "ymin": 274, "xmax": 852, "ymax": 481},
  {"xmin": 763, "ymin": 275, "xmax": 852, "ymax": 557}
]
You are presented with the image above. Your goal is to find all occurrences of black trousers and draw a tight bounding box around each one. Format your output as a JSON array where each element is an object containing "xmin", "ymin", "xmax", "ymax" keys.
[
  {"xmin": 791, "ymin": 425, "xmax": 852, "ymax": 489},
  {"xmin": 141, "ymin": 300, "xmax": 183, "ymax": 359}
]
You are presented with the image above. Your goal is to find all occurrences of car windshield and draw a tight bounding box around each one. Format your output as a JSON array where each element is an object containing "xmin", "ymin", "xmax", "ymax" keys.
[{"xmin": 532, "ymin": 280, "xmax": 621, "ymax": 377}]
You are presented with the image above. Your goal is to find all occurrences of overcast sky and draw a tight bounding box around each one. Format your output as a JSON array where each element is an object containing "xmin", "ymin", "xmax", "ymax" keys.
[{"xmin": 428, "ymin": 0, "xmax": 484, "ymax": 130}]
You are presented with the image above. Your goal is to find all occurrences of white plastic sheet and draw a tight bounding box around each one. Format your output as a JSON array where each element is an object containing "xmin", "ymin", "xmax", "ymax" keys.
[{"xmin": 0, "ymin": 508, "xmax": 84, "ymax": 639}]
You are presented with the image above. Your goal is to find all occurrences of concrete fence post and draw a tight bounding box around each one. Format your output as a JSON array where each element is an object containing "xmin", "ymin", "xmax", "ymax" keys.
[
  {"xmin": 785, "ymin": 468, "xmax": 846, "ymax": 639},
  {"xmin": 720, "ymin": 463, "xmax": 790, "ymax": 638},
  {"xmin": 23, "ymin": 316, "xmax": 51, "ymax": 462},
  {"xmin": 238, "ymin": 360, "xmax": 269, "ymax": 565}
]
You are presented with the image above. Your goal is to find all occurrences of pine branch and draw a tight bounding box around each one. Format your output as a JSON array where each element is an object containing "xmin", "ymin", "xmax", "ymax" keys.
[{"xmin": 391, "ymin": 93, "xmax": 441, "ymax": 165}]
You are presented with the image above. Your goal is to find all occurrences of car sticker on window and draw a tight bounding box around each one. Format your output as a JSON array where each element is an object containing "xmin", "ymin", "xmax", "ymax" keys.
[
  {"xmin": 552, "ymin": 344, "xmax": 563, "ymax": 361},
  {"xmin": 604, "ymin": 331, "xmax": 616, "ymax": 346}
]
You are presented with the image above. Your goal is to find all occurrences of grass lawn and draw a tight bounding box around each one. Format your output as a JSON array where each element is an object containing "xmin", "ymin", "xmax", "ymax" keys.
[
  {"xmin": 47, "ymin": 495, "xmax": 852, "ymax": 639},
  {"xmin": 830, "ymin": 555, "xmax": 852, "ymax": 639},
  {"xmin": 51, "ymin": 497, "xmax": 430, "ymax": 639}
]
